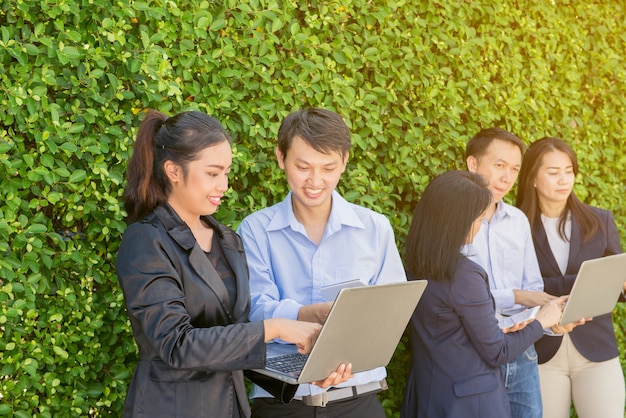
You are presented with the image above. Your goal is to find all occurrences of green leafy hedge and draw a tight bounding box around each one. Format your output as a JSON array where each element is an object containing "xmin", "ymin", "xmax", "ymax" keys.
[{"xmin": 1, "ymin": 0, "xmax": 625, "ymax": 416}]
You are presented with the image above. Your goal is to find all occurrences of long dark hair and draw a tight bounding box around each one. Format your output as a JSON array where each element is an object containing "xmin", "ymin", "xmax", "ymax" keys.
[
  {"xmin": 124, "ymin": 110, "xmax": 230, "ymax": 223},
  {"xmin": 516, "ymin": 137, "xmax": 602, "ymax": 242},
  {"xmin": 405, "ymin": 171, "xmax": 492, "ymax": 282}
]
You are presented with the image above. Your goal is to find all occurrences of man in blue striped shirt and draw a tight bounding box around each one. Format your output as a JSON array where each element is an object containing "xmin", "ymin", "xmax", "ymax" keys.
[
  {"xmin": 464, "ymin": 127, "xmax": 556, "ymax": 418},
  {"xmin": 239, "ymin": 108, "xmax": 406, "ymax": 418}
]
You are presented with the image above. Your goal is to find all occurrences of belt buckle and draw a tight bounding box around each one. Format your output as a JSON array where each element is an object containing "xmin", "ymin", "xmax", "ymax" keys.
[
  {"xmin": 320, "ymin": 391, "xmax": 329, "ymax": 407},
  {"xmin": 301, "ymin": 379, "xmax": 387, "ymax": 407},
  {"xmin": 301, "ymin": 391, "xmax": 328, "ymax": 407}
]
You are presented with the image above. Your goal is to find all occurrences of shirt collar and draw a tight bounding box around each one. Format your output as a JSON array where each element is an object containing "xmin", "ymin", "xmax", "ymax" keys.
[
  {"xmin": 492, "ymin": 200, "xmax": 515, "ymax": 221},
  {"xmin": 266, "ymin": 191, "xmax": 365, "ymax": 234}
]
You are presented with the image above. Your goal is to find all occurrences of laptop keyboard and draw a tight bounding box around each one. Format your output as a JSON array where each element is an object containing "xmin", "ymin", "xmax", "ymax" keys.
[{"xmin": 266, "ymin": 352, "xmax": 309, "ymax": 375}]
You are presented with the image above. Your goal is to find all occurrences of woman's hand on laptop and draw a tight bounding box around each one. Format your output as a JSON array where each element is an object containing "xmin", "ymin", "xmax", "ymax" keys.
[
  {"xmin": 310, "ymin": 363, "xmax": 354, "ymax": 388},
  {"xmin": 535, "ymin": 295, "xmax": 568, "ymax": 329},
  {"xmin": 263, "ymin": 318, "xmax": 322, "ymax": 354},
  {"xmin": 513, "ymin": 289, "xmax": 556, "ymax": 307}
]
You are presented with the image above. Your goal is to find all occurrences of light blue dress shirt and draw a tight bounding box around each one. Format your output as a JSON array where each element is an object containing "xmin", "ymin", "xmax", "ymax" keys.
[
  {"xmin": 463, "ymin": 201, "xmax": 544, "ymax": 314},
  {"xmin": 238, "ymin": 190, "xmax": 407, "ymax": 397}
]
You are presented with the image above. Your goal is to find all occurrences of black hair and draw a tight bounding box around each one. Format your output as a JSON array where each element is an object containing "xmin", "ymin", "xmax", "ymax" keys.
[
  {"xmin": 405, "ymin": 170, "xmax": 492, "ymax": 282},
  {"xmin": 124, "ymin": 110, "xmax": 230, "ymax": 223},
  {"xmin": 465, "ymin": 127, "xmax": 527, "ymax": 160},
  {"xmin": 277, "ymin": 108, "xmax": 351, "ymax": 159},
  {"xmin": 516, "ymin": 136, "xmax": 602, "ymax": 242}
]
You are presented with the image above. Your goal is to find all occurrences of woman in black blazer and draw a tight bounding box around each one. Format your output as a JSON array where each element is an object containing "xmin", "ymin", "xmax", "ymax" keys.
[
  {"xmin": 516, "ymin": 137, "xmax": 626, "ymax": 418},
  {"xmin": 401, "ymin": 171, "xmax": 564, "ymax": 418},
  {"xmin": 116, "ymin": 110, "xmax": 349, "ymax": 418}
]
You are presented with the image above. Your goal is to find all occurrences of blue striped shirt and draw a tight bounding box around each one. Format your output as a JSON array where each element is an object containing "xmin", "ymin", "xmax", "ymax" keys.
[{"xmin": 239, "ymin": 191, "xmax": 406, "ymax": 397}]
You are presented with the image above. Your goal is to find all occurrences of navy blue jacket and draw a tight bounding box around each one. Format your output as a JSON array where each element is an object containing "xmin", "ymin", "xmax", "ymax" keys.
[
  {"xmin": 401, "ymin": 256, "xmax": 545, "ymax": 418},
  {"xmin": 531, "ymin": 205, "xmax": 624, "ymax": 363}
]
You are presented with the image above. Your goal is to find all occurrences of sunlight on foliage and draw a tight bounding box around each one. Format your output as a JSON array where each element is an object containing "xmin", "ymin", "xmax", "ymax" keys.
[{"xmin": 1, "ymin": 0, "xmax": 626, "ymax": 416}]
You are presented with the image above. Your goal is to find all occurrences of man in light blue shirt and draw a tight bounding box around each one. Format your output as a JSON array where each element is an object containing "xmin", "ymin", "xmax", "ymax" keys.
[
  {"xmin": 239, "ymin": 108, "xmax": 406, "ymax": 417},
  {"xmin": 464, "ymin": 128, "xmax": 556, "ymax": 418}
]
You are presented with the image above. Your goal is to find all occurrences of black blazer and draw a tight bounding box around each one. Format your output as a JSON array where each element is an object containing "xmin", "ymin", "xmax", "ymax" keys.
[
  {"xmin": 531, "ymin": 205, "xmax": 624, "ymax": 363},
  {"xmin": 116, "ymin": 204, "xmax": 266, "ymax": 418}
]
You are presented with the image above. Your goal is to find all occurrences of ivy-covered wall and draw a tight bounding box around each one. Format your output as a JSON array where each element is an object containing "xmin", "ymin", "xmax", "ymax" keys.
[{"xmin": 1, "ymin": 0, "xmax": 625, "ymax": 416}]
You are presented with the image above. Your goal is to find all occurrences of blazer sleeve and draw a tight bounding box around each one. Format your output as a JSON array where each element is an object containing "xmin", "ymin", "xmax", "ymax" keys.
[
  {"xmin": 451, "ymin": 260, "xmax": 544, "ymax": 368},
  {"xmin": 116, "ymin": 221, "xmax": 266, "ymax": 371},
  {"xmin": 603, "ymin": 210, "xmax": 623, "ymax": 256},
  {"xmin": 604, "ymin": 210, "xmax": 626, "ymax": 302}
]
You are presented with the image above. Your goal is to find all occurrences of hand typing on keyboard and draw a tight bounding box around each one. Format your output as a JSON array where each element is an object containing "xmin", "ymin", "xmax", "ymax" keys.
[{"xmin": 263, "ymin": 318, "xmax": 322, "ymax": 354}]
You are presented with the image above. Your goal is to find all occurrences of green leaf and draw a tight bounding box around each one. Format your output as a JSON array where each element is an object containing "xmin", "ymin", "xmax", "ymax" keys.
[
  {"xmin": 210, "ymin": 18, "xmax": 226, "ymax": 31},
  {"xmin": 60, "ymin": 142, "xmax": 78, "ymax": 153},
  {"xmin": 62, "ymin": 46, "xmax": 80, "ymax": 59},
  {"xmin": 67, "ymin": 124, "xmax": 85, "ymax": 134},
  {"xmin": 53, "ymin": 346, "xmax": 69, "ymax": 359},
  {"xmin": 22, "ymin": 358, "xmax": 39, "ymax": 376},
  {"xmin": 69, "ymin": 170, "xmax": 87, "ymax": 183},
  {"xmin": 0, "ymin": 140, "xmax": 12, "ymax": 153},
  {"xmin": 26, "ymin": 224, "xmax": 47, "ymax": 234},
  {"xmin": 23, "ymin": 43, "xmax": 39, "ymax": 55}
]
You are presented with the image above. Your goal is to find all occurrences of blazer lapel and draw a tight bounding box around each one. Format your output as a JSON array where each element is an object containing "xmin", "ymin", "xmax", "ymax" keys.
[
  {"xmin": 221, "ymin": 242, "xmax": 251, "ymax": 323},
  {"xmin": 155, "ymin": 204, "xmax": 234, "ymax": 320},
  {"xmin": 532, "ymin": 219, "xmax": 562, "ymax": 277},
  {"xmin": 187, "ymin": 245, "xmax": 234, "ymax": 319},
  {"xmin": 565, "ymin": 215, "xmax": 582, "ymax": 275}
]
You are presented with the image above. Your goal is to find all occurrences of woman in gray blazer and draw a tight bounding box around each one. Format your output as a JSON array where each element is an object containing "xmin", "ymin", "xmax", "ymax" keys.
[
  {"xmin": 116, "ymin": 110, "xmax": 349, "ymax": 418},
  {"xmin": 401, "ymin": 171, "xmax": 564, "ymax": 418}
]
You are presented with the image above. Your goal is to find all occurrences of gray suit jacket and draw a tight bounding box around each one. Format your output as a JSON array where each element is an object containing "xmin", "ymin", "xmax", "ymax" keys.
[{"xmin": 116, "ymin": 204, "xmax": 265, "ymax": 418}]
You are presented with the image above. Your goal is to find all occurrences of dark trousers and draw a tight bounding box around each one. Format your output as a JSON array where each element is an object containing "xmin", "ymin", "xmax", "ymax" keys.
[{"xmin": 251, "ymin": 393, "xmax": 386, "ymax": 418}]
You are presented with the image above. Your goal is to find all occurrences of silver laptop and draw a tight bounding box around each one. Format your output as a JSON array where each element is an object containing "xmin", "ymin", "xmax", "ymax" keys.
[
  {"xmin": 559, "ymin": 253, "xmax": 626, "ymax": 325},
  {"xmin": 253, "ymin": 280, "xmax": 427, "ymax": 384}
]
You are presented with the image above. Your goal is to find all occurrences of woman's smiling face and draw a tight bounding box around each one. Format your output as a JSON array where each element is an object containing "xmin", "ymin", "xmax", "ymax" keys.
[{"xmin": 166, "ymin": 140, "xmax": 232, "ymax": 220}]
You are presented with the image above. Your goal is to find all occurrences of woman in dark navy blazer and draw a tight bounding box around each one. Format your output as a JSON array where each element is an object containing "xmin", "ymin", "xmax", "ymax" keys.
[
  {"xmin": 516, "ymin": 137, "xmax": 626, "ymax": 418},
  {"xmin": 401, "ymin": 170, "xmax": 565, "ymax": 418}
]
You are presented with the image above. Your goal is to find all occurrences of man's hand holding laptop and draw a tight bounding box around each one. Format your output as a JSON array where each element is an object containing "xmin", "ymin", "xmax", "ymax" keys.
[{"xmin": 311, "ymin": 363, "xmax": 354, "ymax": 388}]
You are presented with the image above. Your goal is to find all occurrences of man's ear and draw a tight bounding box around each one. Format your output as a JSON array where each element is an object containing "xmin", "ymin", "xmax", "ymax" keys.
[
  {"xmin": 276, "ymin": 147, "xmax": 286, "ymax": 170},
  {"xmin": 164, "ymin": 160, "xmax": 182, "ymax": 183},
  {"xmin": 466, "ymin": 155, "xmax": 478, "ymax": 173}
]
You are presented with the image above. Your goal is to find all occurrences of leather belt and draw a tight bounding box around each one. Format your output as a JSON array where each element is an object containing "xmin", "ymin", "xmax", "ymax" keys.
[{"xmin": 298, "ymin": 379, "xmax": 388, "ymax": 407}]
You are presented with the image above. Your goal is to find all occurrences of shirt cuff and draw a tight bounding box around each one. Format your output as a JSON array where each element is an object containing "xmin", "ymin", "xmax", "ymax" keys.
[
  {"xmin": 542, "ymin": 328, "xmax": 563, "ymax": 336},
  {"xmin": 273, "ymin": 299, "xmax": 303, "ymax": 321},
  {"xmin": 492, "ymin": 288, "xmax": 516, "ymax": 311}
]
